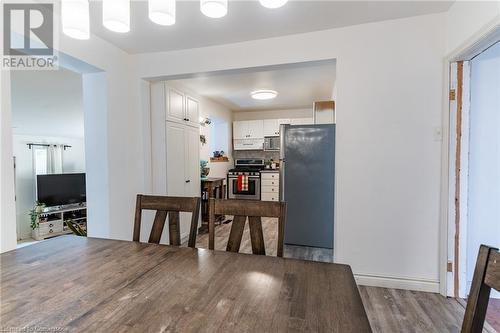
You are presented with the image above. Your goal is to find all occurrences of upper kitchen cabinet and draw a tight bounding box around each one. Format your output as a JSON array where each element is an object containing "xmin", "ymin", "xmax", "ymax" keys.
[
  {"xmin": 166, "ymin": 86, "xmax": 200, "ymax": 128},
  {"xmin": 233, "ymin": 120, "xmax": 264, "ymax": 139},
  {"xmin": 290, "ymin": 117, "xmax": 314, "ymax": 125},
  {"xmin": 263, "ymin": 119, "xmax": 291, "ymax": 137}
]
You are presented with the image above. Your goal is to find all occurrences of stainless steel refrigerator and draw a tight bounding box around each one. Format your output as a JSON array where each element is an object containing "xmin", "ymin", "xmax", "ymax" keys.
[{"xmin": 279, "ymin": 124, "xmax": 335, "ymax": 249}]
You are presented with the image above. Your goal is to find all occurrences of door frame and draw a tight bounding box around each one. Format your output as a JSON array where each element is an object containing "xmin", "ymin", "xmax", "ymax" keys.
[{"xmin": 439, "ymin": 24, "xmax": 500, "ymax": 297}]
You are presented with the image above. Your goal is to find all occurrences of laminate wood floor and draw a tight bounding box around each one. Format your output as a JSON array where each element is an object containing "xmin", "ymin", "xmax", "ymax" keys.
[{"xmin": 191, "ymin": 217, "xmax": 497, "ymax": 333}]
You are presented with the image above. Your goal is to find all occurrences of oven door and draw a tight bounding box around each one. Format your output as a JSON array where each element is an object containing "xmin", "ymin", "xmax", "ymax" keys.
[{"xmin": 228, "ymin": 176, "xmax": 261, "ymax": 200}]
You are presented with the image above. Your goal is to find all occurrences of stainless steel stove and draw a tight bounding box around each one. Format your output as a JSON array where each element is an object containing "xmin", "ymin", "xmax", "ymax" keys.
[{"xmin": 227, "ymin": 159, "xmax": 264, "ymax": 200}]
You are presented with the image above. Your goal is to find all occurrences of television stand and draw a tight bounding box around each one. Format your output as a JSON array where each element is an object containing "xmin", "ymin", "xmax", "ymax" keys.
[{"xmin": 32, "ymin": 203, "xmax": 87, "ymax": 240}]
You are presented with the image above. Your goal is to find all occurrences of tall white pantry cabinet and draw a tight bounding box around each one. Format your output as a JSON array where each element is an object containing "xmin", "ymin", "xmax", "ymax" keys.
[{"xmin": 150, "ymin": 82, "xmax": 200, "ymax": 243}]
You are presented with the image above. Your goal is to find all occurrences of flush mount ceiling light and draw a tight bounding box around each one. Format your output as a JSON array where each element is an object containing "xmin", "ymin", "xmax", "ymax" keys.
[
  {"xmin": 259, "ymin": 0, "xmax": 288, "ymax": 9},
  {"xmin": 149, "ymin": 0, "xmax": 176, "ymax": 26},
  {"xmin": 251, "ymin": 90, "xmax": 278, "ymax": 100},
  {"xmin": 61, "ymin": 0, "xmax": 90, "ymax": 40},
  {"xmin": 200, "ymin": 0, "xmax": 228, "ymax": 18},
  {"xmin": 103, "ymin": 0, "xmax": 130, "ymax": 33}
]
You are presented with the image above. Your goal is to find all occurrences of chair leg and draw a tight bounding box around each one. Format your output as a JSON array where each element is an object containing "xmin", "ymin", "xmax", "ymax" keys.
[
  {"xmin": 226, "ymin": 215, "xmax": 246, "ymax": 253},
  {"xmin": 168, "ymin": 211, "xmax": 181, "ymax": 246},
  {"xmin": 248, "ymin": 216, "xmax": 265, "ymax": 255}
]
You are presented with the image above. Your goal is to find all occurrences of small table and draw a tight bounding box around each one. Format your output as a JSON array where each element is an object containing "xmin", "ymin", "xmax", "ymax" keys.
[
  {"xmin": 0, "ymin": 236, "xmax": 372, "ymax": 332},
  {"xmin": 201, "ymin": 177, "xmax": 226, "ymax": 229}
]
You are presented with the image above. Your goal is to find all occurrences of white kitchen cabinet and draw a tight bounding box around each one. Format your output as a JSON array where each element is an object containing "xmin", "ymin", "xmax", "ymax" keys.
[
  {"xmin": 150, "ymin": 81, "xmax": 201, "ymax": 243},
  {"xmin": 186, "ymin": 96, "xmax": 200, "ymax": 128},
  {"xmin": 166, "ymin": 122, "xmax": 200, "ymax": 197},
  {"xmin": 261, "ymin": 172, "xmax": 280, "ymax": 201},
  {"xmin": 290, "ymin": 117, "xmax": 314, "ymax": 125},
  {"xmin": 167, "ymin": 88, "xmax": 185, "ymax": 123},
  {"xmin": 263, "ymin": 119, "xmax": 290, "ymax": 137},
  {"xmin": 263, "ymin": 119, "xmax": 279, "ymax": 136},
  {"xmin": 233, "ymin": 120, "xmax": 264, "ymax": 139},
  {"xmin": 233, "ymin": 121, "xmax": 248, "ymax": 140},
  {"xmin": 166, "ymin": 85, "xmax": 199, "ymax": 128}
]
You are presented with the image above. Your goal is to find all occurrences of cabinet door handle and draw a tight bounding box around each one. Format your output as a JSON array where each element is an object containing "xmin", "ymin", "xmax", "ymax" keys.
[
  {"xmin": 186, "ymin": 118, "xmax": 190, "ymax": 121},
  {"xmin": 185, "ymin": 180, "xmax": 191, "ymax": 183}
]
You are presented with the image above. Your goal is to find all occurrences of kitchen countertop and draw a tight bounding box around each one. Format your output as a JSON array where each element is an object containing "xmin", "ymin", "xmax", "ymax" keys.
[{"xmin": 260, "ymin": 169, "xmax": 280, "ymax": 173}]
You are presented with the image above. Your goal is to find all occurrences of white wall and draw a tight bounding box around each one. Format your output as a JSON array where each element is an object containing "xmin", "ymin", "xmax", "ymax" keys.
[
  {"xmin": 446, "ymin": 1, "xmax": 500, "ymax": 55},
  {"xmin": 1, "ymin": 69, "xmax": 17, "ymax": 253},
  {"xmin": 233, "ymin": 108, "xmax": 313, "ymax": 121},
  {"xmin": 13, "ymin": 135, "xmax": 85, "ymax": 240},
  {"xmin": 133, "ymin": 13, "xmax": 446, "ymax": 291},
  {"xmin": 466, "ymin": 42, "xmax": 500, "ymax": 298}
]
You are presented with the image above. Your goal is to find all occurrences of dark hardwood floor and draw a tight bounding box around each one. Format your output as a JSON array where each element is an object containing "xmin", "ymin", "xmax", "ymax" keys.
[{"xmin": 190, "ymin": 217, "xmax": 496, "ymax": 333}]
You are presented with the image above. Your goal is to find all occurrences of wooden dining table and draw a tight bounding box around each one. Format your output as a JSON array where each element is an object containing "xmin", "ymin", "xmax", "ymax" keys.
[{"xmin": 0, "ymin": 236, "xmax": 371, "ymax": 332}]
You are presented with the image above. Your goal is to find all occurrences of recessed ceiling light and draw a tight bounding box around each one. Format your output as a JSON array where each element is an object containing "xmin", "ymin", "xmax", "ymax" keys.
[
  {"xmin": 200, "ymin": 0, "xmax": 228, "ymax": 18},
  {"xmin": 251, "ymin": 90, "xmax": 278, "ymax": 100},
  {"xmin": 259, "ymin": 0, "xmax": 288, "ymax": 9}
]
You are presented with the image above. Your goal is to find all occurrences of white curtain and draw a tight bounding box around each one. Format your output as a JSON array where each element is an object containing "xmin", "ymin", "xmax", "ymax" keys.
[{"xmin": 32, "ymin": 144, "xmax": 64, "ymax": 176}]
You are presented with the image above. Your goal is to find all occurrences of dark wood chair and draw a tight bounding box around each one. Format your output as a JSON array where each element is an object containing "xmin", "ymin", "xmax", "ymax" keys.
[
  {"xmin": 208, "ymin": 198, "xmax": 287, "ymax": 257},
  {"xmin": 461, "ymin": 245, "xmax": 500, "ymax": 333},
  {"xmin": 133, "ymin": 194, "xmax": 201, "ymax": 247}
]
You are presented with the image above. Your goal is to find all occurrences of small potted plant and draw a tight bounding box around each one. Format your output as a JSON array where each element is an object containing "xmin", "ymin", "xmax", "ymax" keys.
[
  {"xmin": 200, "ymin": 160, "xmax": 210, "ymax": 179},
  {"xmin": 29, "ymin": 202, "xmax": 46, "ymax": 237}
]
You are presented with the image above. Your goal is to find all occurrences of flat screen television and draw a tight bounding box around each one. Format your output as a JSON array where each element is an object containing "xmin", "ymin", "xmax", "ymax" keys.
[{"xmin": 37, "ymin": 173, "xmax": 86, "ymax": 207}]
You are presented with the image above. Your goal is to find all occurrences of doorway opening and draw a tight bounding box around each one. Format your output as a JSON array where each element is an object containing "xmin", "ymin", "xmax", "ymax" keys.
[{"xmin": 446, "ymin": 37, "xmax": 499, "ymax": 331}]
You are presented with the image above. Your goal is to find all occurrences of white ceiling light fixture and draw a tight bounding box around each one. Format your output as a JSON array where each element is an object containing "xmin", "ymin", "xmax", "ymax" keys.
[
  {"xmin": 259, "ymin": 0, "xmax": 288, "ymax": 9},
  {"xmin": 103, "ymin": 0, "xmax": 130, "ymax": 33},
  {"xmin": 200, "ymin": 0, "xmax": 228, "ymax": 19},
  {"xmin": 251, "ymin": 90, "xmax": 278, "ymax": 100},
  {"xmin": 149, "ymin": 0, "xmax": 176, "ymax": 26},
  {"xmin": 61, "ymin": 0, "xmax": 90, "ymax": 40}
]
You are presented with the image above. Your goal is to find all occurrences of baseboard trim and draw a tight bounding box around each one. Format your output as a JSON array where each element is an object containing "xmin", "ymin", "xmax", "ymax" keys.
[{"xmin": 355, "ymin": 273, "xmax": 440, "ymax": 293}]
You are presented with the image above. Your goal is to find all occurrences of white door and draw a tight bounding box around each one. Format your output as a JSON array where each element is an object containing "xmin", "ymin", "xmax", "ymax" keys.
[
  {"xmin": 166, "ymin": 122, "xmax": 186, "ymax": 196},
  {"xmin": 185, "ymin": 96, "xmax": 200, "ymax": 128},
  {"xmin": 233, "ymin": 121, "xmax": 249, "ymax": 139},
  {"xmin": 167, "ymin": 88, "xmax": 185, "ymax": 123},
  {"xmin": 263, "ymin": 119, "xmax": 280, "ymax": 137},
  {"xmin": 247, "ymin": 120, "xmax": 264, "ymax": 139}
]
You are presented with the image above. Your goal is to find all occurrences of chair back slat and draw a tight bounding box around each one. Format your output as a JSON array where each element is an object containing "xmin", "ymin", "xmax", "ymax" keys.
[
  {"xmin": 168, "ymin": 211, "xmax": 181, "ymax": 246},
  {"xmin": 148, "ymin": 210, "xmax": 168, "ymax": 243},
  {"xmin": 248, "ymin": 216, "xmax": 266, "ymax": 255},
  {"xmin": 134, "ymin": 194, "xmax": 200, "ymax": 247},
  {"xmin": 209, "ymin": 199, "xmax": 287, "ymax": 257},
  {"xmin": 226, "ymin": 215, "xmax": 246, "ymax": 253},
  {"xmin": 461, "ymin": 245, "xmax": 500, "ymax": 333}
]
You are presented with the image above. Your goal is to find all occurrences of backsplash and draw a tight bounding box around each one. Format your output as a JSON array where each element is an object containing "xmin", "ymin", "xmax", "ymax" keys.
[{"xmin": 232, "ymin": 150, "xmax": 280, "ymax": 162}]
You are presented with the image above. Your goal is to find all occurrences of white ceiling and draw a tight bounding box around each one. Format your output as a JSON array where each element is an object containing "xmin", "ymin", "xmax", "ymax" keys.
[
  {"xmin": 11, "ymin": 68, "xmax": 84, "ymax": 138},
  {"xmin": 89, "ymin": 1, "xmax": 453, "ymax": 54},
  {"xmin": 168, "ymin": 60, "xmax": 336, "ymax": 110}
]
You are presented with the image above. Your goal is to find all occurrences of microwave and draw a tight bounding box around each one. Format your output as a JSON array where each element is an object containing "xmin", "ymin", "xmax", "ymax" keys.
[{"xmin": 264, "ymin": 136, "xmax": 280, "ymax": 151}]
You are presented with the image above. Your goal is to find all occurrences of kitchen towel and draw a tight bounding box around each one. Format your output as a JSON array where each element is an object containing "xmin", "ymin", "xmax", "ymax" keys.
[{"xmin": 237, "ymin": 175, "xmax": 249, "ymax": 192}]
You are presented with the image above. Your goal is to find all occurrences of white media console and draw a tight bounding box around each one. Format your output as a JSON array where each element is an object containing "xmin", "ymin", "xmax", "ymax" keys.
[{"xmin": 32, "ymin": 203, "xmax": 87, "ymax": 240}]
